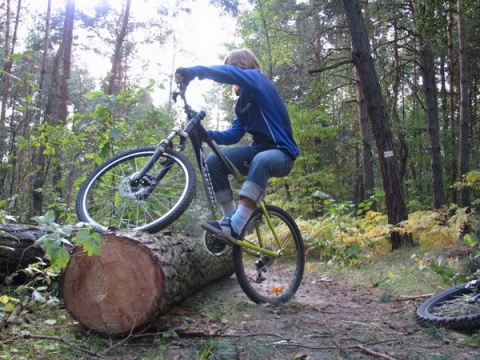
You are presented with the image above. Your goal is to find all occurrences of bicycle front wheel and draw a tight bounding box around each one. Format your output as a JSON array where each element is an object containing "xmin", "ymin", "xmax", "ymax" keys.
[
  {"xmin": 416, "ymin": 283, "xmax": 480, "ymax": 330},
  {"xmin": 233, "ymin": 205, "xmax": 305, "ymax": 304},
  {"xmin": 76, "ymin": 147, "xmax": 196, "ymax": 233}
]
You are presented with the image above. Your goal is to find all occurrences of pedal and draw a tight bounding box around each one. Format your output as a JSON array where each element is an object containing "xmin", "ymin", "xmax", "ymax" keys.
[{"xmin": 203, "ymin": 231, "xmax": 227, "ymax": 256}]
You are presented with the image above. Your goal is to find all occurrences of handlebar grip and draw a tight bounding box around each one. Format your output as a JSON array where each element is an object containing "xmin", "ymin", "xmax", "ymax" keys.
[
  {"xmin": 172, "ymin": 87, "xmax": 186, "ymax": 102},
  {"xmin": 193, "ymin": 111, "xmax": 206, "ymax": 123}
]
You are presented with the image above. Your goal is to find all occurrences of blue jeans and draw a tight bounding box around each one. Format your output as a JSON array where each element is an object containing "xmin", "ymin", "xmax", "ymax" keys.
[{"xmin": 206, "ymin": 146, "xmax": 295, "ymax": 205}]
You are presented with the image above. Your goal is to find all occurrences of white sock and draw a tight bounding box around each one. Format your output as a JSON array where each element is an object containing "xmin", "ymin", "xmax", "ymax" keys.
[
  {"xmin": 230, "ymin": 204, "xmax": 254, "ymax": 233},
  {"xmin": 221, "ymin": 200, "xmax": 236, "ymax": 218}
]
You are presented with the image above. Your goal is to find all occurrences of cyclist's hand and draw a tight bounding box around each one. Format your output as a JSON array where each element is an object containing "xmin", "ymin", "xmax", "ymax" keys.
[{"xmin": 175, "ymin": 67, "xmax": 194, "ymax": 89}]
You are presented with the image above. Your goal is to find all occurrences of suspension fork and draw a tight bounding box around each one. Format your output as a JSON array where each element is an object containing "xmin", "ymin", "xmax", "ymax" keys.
[
  {"xmin": 129, "ymin": 127, "xmax": 188, "ymax": 187},
  {"xmin": 130, "ymin": 110, "xmax": 205, "ymax": 186}
]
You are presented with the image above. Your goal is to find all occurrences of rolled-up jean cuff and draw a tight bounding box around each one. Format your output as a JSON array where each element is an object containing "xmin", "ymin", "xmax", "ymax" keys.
[
  {"xmin": 239, "ymin": 181, "xmax": 265, "ymax": 205},
  {"xmin": 215, "ymin": 189, "xmax": 234, "ymax": 204}
]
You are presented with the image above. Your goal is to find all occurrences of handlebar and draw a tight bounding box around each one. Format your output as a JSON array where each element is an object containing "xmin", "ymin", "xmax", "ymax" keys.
[
  {"xmin": 171, "ymin": 86, "xmax": 206, "ymax": 136},
  {"xmin": 172, "ymin": 86, "xmax": 201, "ymax": 120}
]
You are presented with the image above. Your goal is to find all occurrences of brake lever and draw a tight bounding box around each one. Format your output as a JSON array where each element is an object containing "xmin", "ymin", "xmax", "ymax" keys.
[
  {"xmin": 172, "ymin": 86, "xmax": 187, "ymax": 103},
  {"xmin": 172, "ymin": 89, "xmax": 181, "ymax": 102}
]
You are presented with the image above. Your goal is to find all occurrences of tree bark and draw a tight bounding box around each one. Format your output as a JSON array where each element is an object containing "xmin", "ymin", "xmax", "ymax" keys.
[
  {"xmin": 62, "ymin": 231, "xmax": 235, "ymax": 336},
  {"xmin": 32, "ymin": 0, "xmax": 75, "ymax": 215},
  {"xmin": 419, "ymin": 44, "xmax": 446, "ymax": 209},
  {"xmin": 389, "ymin": 8, "xmax": 408, "ymax": 185},
  {"xmin": 447, "ymin": 0, "xmax": 457, "ymax": 204},
  {"xmin": 0, "ymin": 0, "xmax": 22, "ymax": 190},
  {"xmin": 107, "ymin": 0, "xmax": 131, "ymax": 95},
  {"xmin": 410, "ymin": 0, "xmax": 446, "ymax": 210},
  {"xmin": 342, "ymin": 0, "xmax": 412, "ymax": 249},
  {"xmin": 0, "ymin": 0, "xmax": 12, "ymax": 159},
  {"xmin": 457, "ymin": 0, "xmax": 470, "ymax": 207},
  {"xmin": 0, "ymin": 224, "xmax": 46, "ymax": 281},
  {"xmin": 355, "ymin": 69, "xmax": 375, "ymax": 205}
]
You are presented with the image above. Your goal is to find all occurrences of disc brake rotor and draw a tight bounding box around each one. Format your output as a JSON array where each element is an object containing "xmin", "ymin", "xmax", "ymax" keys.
[{"xmin": 118, "ymin": 173, "xmax": 155, "ymax": 200}]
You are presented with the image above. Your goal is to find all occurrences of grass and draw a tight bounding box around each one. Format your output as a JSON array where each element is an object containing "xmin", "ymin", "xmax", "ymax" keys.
[{"xmin": 307, "ymin": 246, "xmax": 449, "ymax": 297}]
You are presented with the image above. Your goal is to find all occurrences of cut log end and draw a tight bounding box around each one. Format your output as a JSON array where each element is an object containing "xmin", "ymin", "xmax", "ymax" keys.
[{"xmin": 62, "ymin": 233, "xmax": 165, "ymax": 335}]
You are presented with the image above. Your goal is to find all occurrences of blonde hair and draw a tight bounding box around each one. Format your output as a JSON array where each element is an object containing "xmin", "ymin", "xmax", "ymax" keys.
[{"xmin": 224, "ymin": 49, "xmax": 261, "ymax": 71}]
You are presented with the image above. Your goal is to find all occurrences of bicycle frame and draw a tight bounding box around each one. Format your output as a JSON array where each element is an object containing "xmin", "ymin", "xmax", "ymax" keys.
[
  {"xmin": 139, "ymin": 89, "xmax": 286, "ymax": 258},
  {"xmin": 465, "ymin": 280, "xmax": 480, "ymax": 304},
  {"xmin": 189, "ymin": 122, "xmax": 281, "ymax": 258}
]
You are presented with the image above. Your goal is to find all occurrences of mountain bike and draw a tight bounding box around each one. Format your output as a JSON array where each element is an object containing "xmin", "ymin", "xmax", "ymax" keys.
[
  {"xmin": 416, "ymin": 279, "xmax": 480, "ymax": 330},
  {"xmin": 76, "ymin": 87, "xmax": 305, "ymax": 304}
]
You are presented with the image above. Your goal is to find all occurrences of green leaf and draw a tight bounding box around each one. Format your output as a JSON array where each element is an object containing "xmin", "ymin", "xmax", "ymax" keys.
[
  {"xmin": 28, "ymin": 80, "xmax": 40, "ymax": 90},
  {"xmin": 85, "ymin": 91, "xmax": 106, "ymax": 100},
  {"xmin": 32, "ymin": 210, "xmax": 56, "ymax": 226},
  {"xmin": 48, "ymin": 246, "xmax": 70, "ymax": 270},
  {"xmin": 9, "ymin": 53, "xmax": 22, "ymax": 61},
  {"xmin": 110, "ymin": 127, "xmax": 122, "ymax": 141},
  {"xmin": 4, "ymin": 302, "xmax": 16, "ymax": 312},
  {"xmin": 73, "ymin": 229, "xmax": 104, "ymax": 256},
  {"xmin": 59, "ymin": 225, "xmax": 74, "ymax": 237},
  {"xmin": 464, "ymin": 234, "xmax": 477, "ymax": 247}
]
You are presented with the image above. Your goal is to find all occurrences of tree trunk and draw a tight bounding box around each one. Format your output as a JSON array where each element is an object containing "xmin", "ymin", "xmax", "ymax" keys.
[
  {"xmin": 107, "ymin": 0, "xmax": 131, "ymax": 95},
  {"xmin": 0, "ymin": 0, "xmax": 22, "ymax": 190},
  {"xmin": 355, "ymin": 69, "xmax": 375, "ymax": 205},
  {"xmin": 62, "ymin": 231, "xmax": 235, "ymax": 336},
  {"xmin": 389, "ymin": 9, "xmax": 408, "ymax": 185},
  {"xmin": 410, "ymin": 0, "xmax": 446, "ymax": 210},
  {"xmin": 457, "ymin": 0, "xmax": 470, "ymax": 207},
  {"xmin": 0, "ymin": 0, "xmax": 12, "ymax": 160},
  {"xmin": 36, "ymin": 0, "xmax": 52, "ymax": 118},
  {"xmin": 419, "ymin": 44, "xmax": 446, "ymax": 209},
  {"xmin": 447, "ymin": 0, "xmax": 457, "ymax": 204},
  {"xmin": 32, "ymin": 0, "xmax": 75, "ymax": 215},
  {"xmin": 0, "ymin": 224, "xmax": 46, "ymax": 282},
  {"xmin": 342, "ymin": 0, "xmax": 412, "ymax": 249}
]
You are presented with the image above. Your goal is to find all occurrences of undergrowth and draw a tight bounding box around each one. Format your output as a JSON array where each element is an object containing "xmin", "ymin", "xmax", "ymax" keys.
[
  {"xmin": 1, "ymin": 205, "xmax": 480, "ymax": 358},
  {"xmin": 302, "ymin": 202, "xmax": 480, "ymax": 270}
]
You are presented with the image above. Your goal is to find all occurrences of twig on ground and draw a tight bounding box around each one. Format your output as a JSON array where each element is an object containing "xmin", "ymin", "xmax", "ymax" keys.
[
  {"xmin": 396, "ymin": 294, "xmax": 434, "ymax": 301},
  {"xmin": 352, "ymin": 344, "xmax": 396, "ymax": 360},
  {"xmin": 22, "ymin": 334, "xmax": 107, "ymax": 359},
  {"xmin": 271, "ymin": 338, "xmax": 401, "ymax": 353}
]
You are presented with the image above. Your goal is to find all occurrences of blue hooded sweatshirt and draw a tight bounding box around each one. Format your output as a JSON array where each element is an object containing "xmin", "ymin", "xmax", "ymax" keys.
[{"xmin": 180, "ymin": 65, "xmax": 299, "ymax": 159}]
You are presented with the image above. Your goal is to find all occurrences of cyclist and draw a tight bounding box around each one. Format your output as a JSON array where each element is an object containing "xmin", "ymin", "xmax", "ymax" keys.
[{"xmin": 175, "ymin": 49, "xmax": 299, "ymax": 244}]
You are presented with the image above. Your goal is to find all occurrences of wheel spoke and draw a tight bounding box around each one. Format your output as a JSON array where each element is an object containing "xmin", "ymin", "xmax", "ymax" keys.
[
  {"xmin": 77, "ymin": 148, "xmax": 196, "ymax": 232},
  {"xmin": 233, "ymin": 205, "xmax": 304, "ymax": 304}
]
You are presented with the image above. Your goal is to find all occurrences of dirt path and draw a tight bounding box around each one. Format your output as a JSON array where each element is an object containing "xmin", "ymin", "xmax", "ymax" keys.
[{"xmin": 156, "ymin": 274, "xmax": 480, "ymax": 359}]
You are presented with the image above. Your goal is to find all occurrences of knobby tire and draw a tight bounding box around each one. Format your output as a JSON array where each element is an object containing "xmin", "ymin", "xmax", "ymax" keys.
[
  {"xmin": 233, "ymin": 205, "xmax": 305, "ymax": 304},
  {"xmin": 416, "ymin": 283, "xmax": 480, "ymax": 330},
  {"xmin": 76, "ymin": 147, "xmax": 196, "ymax": 233}
]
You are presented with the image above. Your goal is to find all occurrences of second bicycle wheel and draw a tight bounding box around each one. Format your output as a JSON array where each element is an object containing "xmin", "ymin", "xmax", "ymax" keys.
[
  {"xmin": 416, "ymin": 282, "xmax": 480, "ymax": 330},
  {"xmin": 76, "ymin": 147, "xmax": 196, "ymax": 233},
  {"xmin": 233, "ymin": 205, "xmax": 305, "ymax": 304}
]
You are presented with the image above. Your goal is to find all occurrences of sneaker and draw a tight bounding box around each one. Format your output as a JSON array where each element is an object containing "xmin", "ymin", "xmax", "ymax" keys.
[
  {"xmin": 203, "ymin": 231, "xmax": 227, "ymax": 256},
  {"xmin": 201, "ymin": 217, "xmax": 239, "ymax": 244}
]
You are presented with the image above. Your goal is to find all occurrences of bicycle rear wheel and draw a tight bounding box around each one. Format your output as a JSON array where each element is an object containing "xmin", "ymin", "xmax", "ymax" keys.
[
  {"xmin": 233, "ymin": 205, "xmax": 304, "ymax": 304},
  {"xmin": 76, "ymin": 147, "xmax": 196, "ymax": 233},
  {"xmin": 416, "ymin": 283, "xmax": 480, "ymax": 330}
]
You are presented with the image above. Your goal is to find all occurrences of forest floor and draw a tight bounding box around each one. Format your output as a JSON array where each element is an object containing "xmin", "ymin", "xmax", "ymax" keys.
[
  {"xmin": 156, "ymin": 265, "xmax": 479, "ymax": 360},
  {"xmin": 2, "ymin": 245, "xmax": 480, "ymax": 359}
]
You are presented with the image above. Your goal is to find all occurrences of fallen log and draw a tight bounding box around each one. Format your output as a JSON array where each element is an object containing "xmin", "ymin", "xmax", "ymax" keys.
[
  {"xmin": 62, "ymin": 230, "xmax": 235, "ymax": 335},
  {"xmin": 0, "ymin": 224, "xmax": 47, "ymax": 282}
]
